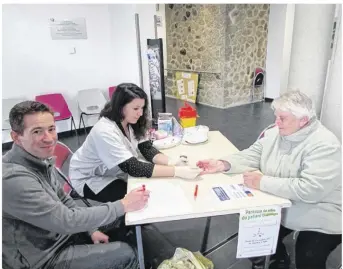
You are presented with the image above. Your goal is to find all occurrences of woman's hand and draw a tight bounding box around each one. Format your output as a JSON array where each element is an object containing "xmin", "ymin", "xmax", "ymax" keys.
[
  {"xmin": 196, "ymin": 159, "xmax": 229, "ymax": 175},
  {"xmin": 243, "ymin": 171, "xmax": 263, "ymax": 189}
]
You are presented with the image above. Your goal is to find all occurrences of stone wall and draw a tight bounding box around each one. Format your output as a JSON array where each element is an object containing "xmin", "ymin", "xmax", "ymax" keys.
[
  {"xmin": 224, "ymin": 4, "xmax": 269, "ymax": 107},
  {"xmin": 165, "ymin": 4, "xmax": 226, "ymax": 107},
  {"xmin": 165, "ymin": 4, "xmax": 270, "ymax": 108}
]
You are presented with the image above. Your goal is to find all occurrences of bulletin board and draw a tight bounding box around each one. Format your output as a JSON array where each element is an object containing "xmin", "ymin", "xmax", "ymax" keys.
[{"xmin": 174, "ymin": 71, "xmax": 199, "ymax": 103}]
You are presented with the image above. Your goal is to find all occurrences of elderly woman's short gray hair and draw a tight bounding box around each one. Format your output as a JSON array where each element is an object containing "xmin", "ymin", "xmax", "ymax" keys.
[{"xmin": 271, "ymin": 90, "xmax": 316, "ymax": 119}]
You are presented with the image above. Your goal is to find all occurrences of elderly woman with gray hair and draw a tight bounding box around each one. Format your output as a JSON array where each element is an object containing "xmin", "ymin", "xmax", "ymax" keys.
[{"xmin": 197, "ymin": 90, "xmax": 341, "ymax": 269}]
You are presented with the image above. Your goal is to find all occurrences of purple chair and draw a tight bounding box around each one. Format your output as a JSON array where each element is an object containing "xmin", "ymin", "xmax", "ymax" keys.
[{"xmin": 35, "ymin": 93, "xmax": 79, "ymax": 142}]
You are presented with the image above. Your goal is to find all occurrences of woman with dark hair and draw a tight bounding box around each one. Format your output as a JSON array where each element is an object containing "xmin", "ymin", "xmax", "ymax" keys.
[
  {"xmin": 69, "ymin": 83, "xmax": 201, "ymax": 203},
  {"xmin": 69, "ymin": 83, "xmax": 201, "ymax": 268}
]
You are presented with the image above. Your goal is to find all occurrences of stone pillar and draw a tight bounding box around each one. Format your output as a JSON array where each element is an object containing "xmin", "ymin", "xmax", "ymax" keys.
[
  {"xmin": 165, "ymin": 4, "xmax": 270, "ymax": 108},
  {"xmin": 224, "ymin": 4, "xmax": 270, "ymax": 107},
  {"xmin": 165, "ymin": 4, "xmax": 226, "ymax": 108}
]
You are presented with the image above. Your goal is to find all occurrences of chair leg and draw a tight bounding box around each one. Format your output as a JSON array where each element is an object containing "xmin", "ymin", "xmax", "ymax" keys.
[
  {"xmin": 78, "ymin": 114, "xmax": 82, "ymax": 130},
  {"xmin": 80, "ymin": 113, "xmax": 88, "ymax": 135},
  {"xmin": 71, "ymin": 116, "xmax": 80, "ymax": 145}
]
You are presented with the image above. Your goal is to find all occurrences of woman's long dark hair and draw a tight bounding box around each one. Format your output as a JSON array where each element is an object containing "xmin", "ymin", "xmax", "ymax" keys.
[{"xmin": 100, "ymin": 83, "xmax": 150, "ymax": 140}]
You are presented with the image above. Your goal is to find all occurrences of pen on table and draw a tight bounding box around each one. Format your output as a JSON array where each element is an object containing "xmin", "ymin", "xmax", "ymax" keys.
[{"xmin": 194, "ymin": 184, "xmax": 199, "ymax": 200}]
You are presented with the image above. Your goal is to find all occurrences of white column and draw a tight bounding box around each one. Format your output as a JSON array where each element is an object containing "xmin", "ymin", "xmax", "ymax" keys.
[
  {"xmin": 265, "ymin": 4, "xmax": 295, "ymax": 99},
  {"xmin": 287, "ymin": 4, "xmax": 335, "ymax": 116},
  {"xmin": 320, "ymin": 5, "xmax": 342, "ymax": 141}
]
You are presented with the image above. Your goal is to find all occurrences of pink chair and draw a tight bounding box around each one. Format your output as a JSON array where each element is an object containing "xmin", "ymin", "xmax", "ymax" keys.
[
  {"xmin": 53, "ymin": 141, "xmax": 92, "ymax": 207},
  {"xmin": 54, "ymin": 141, "xmax": 73, "ymax": 174},
  {"xmin": 35, "ymin": 93, "xmax": 79, "ymax": 142},
  {"xmin": 53, "ymin": 141, "xmax": 74, "ymax": 194},
  {"xmin": 108, "ymin": 86, "xmax": 117, "ymax": 99}
]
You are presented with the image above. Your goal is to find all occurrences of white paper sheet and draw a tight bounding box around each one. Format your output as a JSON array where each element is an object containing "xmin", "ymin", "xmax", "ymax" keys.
[
  {"xmin": 177, "ymin": 79, "xmax": 185, "ymax": 95},
  {"xmin": 188, "ymin": 80, "xmax": 195, "ymax": 96},
  {"xmin": 126, "ymin": 181, "xmax": 192, "ymax": 223},
  {"xmin": 182, "ymin": 72, "xmax": 192, "ymax": 79}
]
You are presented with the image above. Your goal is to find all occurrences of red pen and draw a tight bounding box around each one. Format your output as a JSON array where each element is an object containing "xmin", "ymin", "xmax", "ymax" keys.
[
  {"xmin": 194, "ymin": 184, "xmax": 199, "ymax": 200},
  {"xmin": 142, "ymin": 184, "xmax": 146, "ymax": 191}
]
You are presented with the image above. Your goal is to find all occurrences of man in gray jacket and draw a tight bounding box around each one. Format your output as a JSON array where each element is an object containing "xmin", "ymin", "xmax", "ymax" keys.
[{"xmin": 2, "ymin": 101, "xmax": 151, "ymax": 269}]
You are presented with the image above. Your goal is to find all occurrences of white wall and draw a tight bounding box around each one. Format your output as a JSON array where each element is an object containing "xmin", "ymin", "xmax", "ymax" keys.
[
  {"xmin": 265, "ymin": 4, "xmax": 295, "ymax": 99},
  {"xmin": 2, "ymin": 4, "xmax": 116, "ymax": 99},
  {"xmin": 288, "ymin": 4, "xmax": 335, "ymax": 116},
  {"xmin": 2, "ymin": 4, "xmax": 160, "ymax": 143},
  {"xmin": 320, "ymin": 6, "xmax": 342, "ymax": 142},
  {"xmin": 107, "ymin": 4, "xmax": 141, "ymax": 86}
]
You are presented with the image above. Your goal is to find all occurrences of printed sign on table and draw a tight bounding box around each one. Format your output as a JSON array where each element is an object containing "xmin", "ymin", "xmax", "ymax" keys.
[{"xmin": 237, "ymin": 206, "xmax": 281, "ymax": 258}]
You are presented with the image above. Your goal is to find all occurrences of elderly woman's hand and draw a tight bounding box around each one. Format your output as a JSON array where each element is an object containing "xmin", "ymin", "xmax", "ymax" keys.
[{"xmin": 243, "ymin": 171, "xmax": 263, "ymax": 189}]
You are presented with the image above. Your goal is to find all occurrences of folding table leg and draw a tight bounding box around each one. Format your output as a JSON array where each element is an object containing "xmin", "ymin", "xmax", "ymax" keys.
[
  {"xmin": 264, "ymin": 255, "xmax": 270, "ymax": 269},
  {"xmin": 136, "ymin": 225, "xmax": 145, "ymax": 269}
]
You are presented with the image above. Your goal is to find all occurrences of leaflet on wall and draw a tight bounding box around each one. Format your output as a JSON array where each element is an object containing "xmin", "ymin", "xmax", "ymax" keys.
[
  {"xmin": 147, "ymin": 47, "xmax": 162, "ymax": 100},
  {"xmin": 177, "ymin": 79, "xmax": 185, "ymax": 95}
]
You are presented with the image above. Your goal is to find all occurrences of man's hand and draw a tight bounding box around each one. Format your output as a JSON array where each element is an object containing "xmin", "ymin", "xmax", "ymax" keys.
[
  {"xmin": 91, "ymin": 231, "xmax": 109, "ymax": 244},
  {"xmin": 196, "ymin": 159, "xmax": 229, "ymax": 175},
  {"xmin": 121, "ymin": 187, "xmax": 150, "ymax": 212},
  {"xmin": 243, "ymin": 171, "xmax": 263, "ymax": 189}
]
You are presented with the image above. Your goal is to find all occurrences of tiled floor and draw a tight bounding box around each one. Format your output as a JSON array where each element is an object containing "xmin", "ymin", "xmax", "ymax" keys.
[
  {"xmin": 2, "ymin": 97, "xmax": 341, "ymax": 269},
  {"xmin": 54, "ymin": 98, "xmax": 276, "ymax": 152}
]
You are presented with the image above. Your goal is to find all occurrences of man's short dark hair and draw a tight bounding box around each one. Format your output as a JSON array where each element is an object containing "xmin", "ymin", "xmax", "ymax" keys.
[{"xmin": 9, "ymin": 101, "xmax": 54, "ymax": 134}]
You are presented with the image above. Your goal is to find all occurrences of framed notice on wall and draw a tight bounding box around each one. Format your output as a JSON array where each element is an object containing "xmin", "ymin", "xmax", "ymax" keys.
[{"xmin": 49, "ymin": 17, "xmax": 87, "ymax": 40}]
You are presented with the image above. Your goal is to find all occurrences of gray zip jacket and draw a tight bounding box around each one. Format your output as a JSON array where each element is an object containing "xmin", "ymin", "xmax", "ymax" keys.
[
  {"xmin": 222, "ymin": 119, "xmax": 342, "ymax": 234},
  {"xmin": 2, "ymin": 144, "xmax": 125, "ymax": 269}
]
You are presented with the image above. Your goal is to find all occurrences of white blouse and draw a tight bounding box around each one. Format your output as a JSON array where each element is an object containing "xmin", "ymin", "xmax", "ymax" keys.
[{"xmin": 69, "ymin": 117, "xmax": 148, "ymax": 196}]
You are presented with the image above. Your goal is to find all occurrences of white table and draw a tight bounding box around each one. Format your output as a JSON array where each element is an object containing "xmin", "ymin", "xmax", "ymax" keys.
[{"xmin": 126, "ymin": 131, "xmax": 291, "ymax": 269}]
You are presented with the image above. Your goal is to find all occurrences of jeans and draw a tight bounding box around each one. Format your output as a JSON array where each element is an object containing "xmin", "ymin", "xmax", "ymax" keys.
[{"xmin": 47, "ymin": 231, "xmax": 138, "ymax": 269}]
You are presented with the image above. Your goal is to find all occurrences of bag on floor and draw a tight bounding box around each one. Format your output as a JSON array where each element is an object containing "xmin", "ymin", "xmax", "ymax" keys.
[{"xmin": 157, "ymin": 247, "xmax": 214, "ymax": 269}]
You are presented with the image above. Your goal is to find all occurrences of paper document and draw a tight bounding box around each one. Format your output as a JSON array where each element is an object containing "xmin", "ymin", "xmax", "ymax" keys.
[
  {"xmin": 188, "ymin": 80, "xmax": 195, "ymax": 96},
  {"xmin": 126, "ymin": 181, "xmax": 192, "ymax": 223},
  {"xmin": 236, "ymin": 206, "xmax": 281, "ymax": 258},
  {"xmin": 212, "ymin": 184, "xmax": 253, "ymax": 201},
  {"xmin": 182, "ymin": 72, "xmax": 192, "ymax": 79},
  {"xmin": 177, "ymin": 79, "xmax": 185, "ymax": 95}
]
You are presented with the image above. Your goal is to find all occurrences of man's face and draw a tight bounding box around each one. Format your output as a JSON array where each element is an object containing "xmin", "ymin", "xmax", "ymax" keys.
[{"xmin": 11, "ymin": 112, "xmax": 57, "ymax": 159}]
